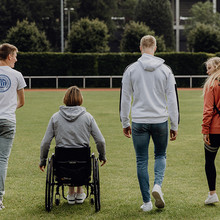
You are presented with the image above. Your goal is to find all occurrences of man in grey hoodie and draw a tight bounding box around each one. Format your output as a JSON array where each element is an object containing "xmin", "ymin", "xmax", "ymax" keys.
[{"xmin": 120, "ymin": 35, "xmax": 179, "ymax": 212}]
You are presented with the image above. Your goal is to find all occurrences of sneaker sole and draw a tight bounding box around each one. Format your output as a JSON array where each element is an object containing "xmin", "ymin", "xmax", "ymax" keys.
[
  {"xmin": 67, "ymin": 201, "xmax": 75, "ymax": 205},
  {"xmin": 205, "ymin": 200, "xmax": 219, "ymax": 205},
  {"xmin": 141, "ymin": 206, "xmax": 153, "ymax": 212},
  {"xmin": 75, "ymin": 199, "xmax": 85, "ymax": 204},
  {"xmin": 152, "ymin": 191, "xmax": 165, "ymax": 208}
]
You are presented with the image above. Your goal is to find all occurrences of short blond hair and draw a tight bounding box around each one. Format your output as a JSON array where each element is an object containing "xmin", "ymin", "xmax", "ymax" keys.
[
  {"xmin": 203, "ymin": 57, "xmax": 220, "ymax": 95},
  {"xmin": 0, "ymin": 43, "xmax": 18, "ymax": 60},
  {"xmin": 63, "ymin": 86, "xmax": 83, "ymax": 106},
  {"xmin": 140, "ymin": 35, "xmax": 156, "ymax": 49}
]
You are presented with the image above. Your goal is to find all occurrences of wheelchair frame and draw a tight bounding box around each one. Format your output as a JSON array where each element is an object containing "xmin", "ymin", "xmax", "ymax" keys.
[{"xmin": 45, "ymin": 146, "xmax": 101, "ymax": 212}]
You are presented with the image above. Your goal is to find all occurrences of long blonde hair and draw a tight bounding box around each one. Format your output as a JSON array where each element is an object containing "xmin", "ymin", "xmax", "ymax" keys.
[{"xmin": 203, "ymin": 57, "xmax": 220, "ymax": 96}]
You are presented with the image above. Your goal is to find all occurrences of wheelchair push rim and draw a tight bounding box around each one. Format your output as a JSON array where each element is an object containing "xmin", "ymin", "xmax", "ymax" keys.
[
  {"xmin": 45, "ymin": 154, "xmax": 55, "ymax": 212},
  {"xmin": 93, "ymin": 156, "xmax": 101, "ymax": 212}
]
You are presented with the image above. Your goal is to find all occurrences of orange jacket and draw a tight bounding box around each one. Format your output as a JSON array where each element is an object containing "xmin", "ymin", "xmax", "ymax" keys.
[{"xmin": 202, "ymin": 80, "xmax": 220, "ymax": 134}]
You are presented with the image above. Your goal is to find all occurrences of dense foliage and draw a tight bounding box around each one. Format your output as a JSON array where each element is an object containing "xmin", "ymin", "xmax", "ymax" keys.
[
  {"xmin": 0, "ymin": 0, "xmax": 175, "ymax": 52},
  {"xmin": 77, "ymin": 0, "xmax": 117, "ymax": 32},
  {"xmin": 16, "ymin": 52, "xmax": 211, "ymax": 77},
  {"xmin": 120, "ymin": 21, "xmax": 166, "ymax": 52},
  {"xmin": 187, "ymin": 23, "xmax": 220, "ymax": 53},
  {"xmin": 185, "ymin": 1, "xmax": 220, "ymax": 52},
  {"xmin": 5, "ymin": 20, "xmax": 50, "ymax": 52},
  {"xmin": 67, "ymin": 18, "xmax": 110, "ymax": 53},
  {"xmin": 135, "ymin": 0, "xmax": 174, "ymax": 50},
  {"xmin": 0, "ymin": 0, "xmax": 63, "ymax": 51}
]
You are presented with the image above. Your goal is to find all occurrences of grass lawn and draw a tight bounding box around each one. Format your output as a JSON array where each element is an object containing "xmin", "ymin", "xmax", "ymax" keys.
[{"xmin": 1, "ymin": 89, "xmax": 220, "ymax": 220}]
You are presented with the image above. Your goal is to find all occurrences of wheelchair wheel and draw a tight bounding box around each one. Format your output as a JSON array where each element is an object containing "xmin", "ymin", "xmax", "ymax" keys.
[
  {"xmin": 45, "ymin": 155, "xmax": 54, "ymax": 212},
  {"xmin": 93, "ymin": 157, "xmax": 100, "ymax": 212}
]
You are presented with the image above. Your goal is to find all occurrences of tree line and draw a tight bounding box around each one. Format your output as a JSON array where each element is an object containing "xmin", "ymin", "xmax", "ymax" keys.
[
  {"xmin": 0, "ymin": 0, "xmax": 220, "ymax": 53},
  {"xmin": 0, "ymin": 0, "xmax": 173, "ymax": 52}
]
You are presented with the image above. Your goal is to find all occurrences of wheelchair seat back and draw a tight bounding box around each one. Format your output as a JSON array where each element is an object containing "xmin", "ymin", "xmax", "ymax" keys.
[{"xmin": 54, "ymin": 145, "xmax": 91, "ymax": 186}]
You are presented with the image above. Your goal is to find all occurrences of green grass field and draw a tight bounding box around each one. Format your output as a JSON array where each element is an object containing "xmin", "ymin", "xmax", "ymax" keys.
[{"xmin": 1, "ymin": 89, "xmax": 220, "ymax": 220}]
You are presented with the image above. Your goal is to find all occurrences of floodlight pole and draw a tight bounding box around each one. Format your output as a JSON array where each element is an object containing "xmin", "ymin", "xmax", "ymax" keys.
[
  {"xmin": 64, "ymin": 8, "xmax": 74, "ymax": 36},
  {"xmin": 175, "ymin": 0, "xmax": 180, "ymax": 52},
  {"xmin": 61, "ymin": 0, "xmax": 64, "ymax": 52},
  {"xmin": 213, "ymin": 0, "xmax": 217, "ymax": 13}
]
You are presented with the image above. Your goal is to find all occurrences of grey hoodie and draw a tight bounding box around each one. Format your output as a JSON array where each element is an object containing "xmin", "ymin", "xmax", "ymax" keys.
[
  {"xmin": 40, "ymin": 106, "xmax": 106, "ymax": 166},
  {"xmin": 120, "ymin": 53, "xmax": 179, "ymax": 130}
]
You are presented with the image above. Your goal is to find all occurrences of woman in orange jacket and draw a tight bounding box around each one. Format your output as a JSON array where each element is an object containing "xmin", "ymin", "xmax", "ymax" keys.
[{"xmin": 202, "ymin": 57, "xmax": 220, "ymax": 205}]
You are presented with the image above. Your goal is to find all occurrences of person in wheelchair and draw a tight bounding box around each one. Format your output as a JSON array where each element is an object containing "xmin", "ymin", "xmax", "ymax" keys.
[{"xmin": 39, "ymin": 86, "xmax": 106, "ymax": 205}]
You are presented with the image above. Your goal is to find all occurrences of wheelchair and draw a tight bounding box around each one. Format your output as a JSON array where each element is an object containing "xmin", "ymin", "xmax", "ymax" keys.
[{"xmin": 45, "ymin": 145, "xmax": 101, "ymax": 212}]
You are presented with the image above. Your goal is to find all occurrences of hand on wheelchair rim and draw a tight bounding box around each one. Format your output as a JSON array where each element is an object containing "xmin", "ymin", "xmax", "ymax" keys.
[{"xmin": 39, "ymin": 165, "xmax": 46, "ymax": 172}]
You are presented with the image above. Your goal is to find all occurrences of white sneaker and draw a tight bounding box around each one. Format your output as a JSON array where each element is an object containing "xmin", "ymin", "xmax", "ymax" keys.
[
  {"xmin": 205, "ymin": 192, "xmax": 219, "ymax": 205},
  {"xmin": 0, "ymin": 201, "xmax": 5, "ymax": 210},
  {"xmin": 75, "ymin": 192, "xmax": 86, "ymax": 204},
  {"xmin": 140, "ymin": 201, "xmax": 153, "ymax": 212},
  {"xmin": 152, "ymin": 184, "xmax": 165, "ymax": 208},
  {"xmin": 67, "ymin": 194, "xmax": 76, "ymax": 205}
]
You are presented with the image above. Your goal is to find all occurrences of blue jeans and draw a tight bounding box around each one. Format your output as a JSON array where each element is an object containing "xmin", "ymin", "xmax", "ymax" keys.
[
  {"xmin": 132, "ymin": 121, "xmax": 168, "ymax": 203},
  {"xmin": 0, "ymin": 119, "xmax": 16, "ymax": 200}
]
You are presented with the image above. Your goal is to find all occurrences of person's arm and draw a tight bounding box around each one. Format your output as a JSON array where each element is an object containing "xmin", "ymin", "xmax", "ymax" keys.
[
  {"xmin": 202, "ymin": 88, "xmax": 214, "ymax": 134},
  {"xmin": 166, "ymin": 73, "xmax": 179, "ymax": 141},
  {"xmin": 120, "ymin": 69, "xmax": 133, "ymax": 137},
  {"xmin": 90, "ymin": 117, "xmax": 106, "ymax": 166},
  {"xmin": 202, "ymin": 87, "xmax": 214, "ymax": 145},
  {"xmin": 17, "ymin": 88, "xmax": 25, "ymax": 109},
  {"xmin": 39, "ymin": 117, "xmax": 55, "ymax": 171}
]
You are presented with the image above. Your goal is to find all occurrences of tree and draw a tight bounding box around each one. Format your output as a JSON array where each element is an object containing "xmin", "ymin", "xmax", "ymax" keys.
[
  {"xmin": 187, "ymin": 1, "xmax": 220, "ymax": 28},
  {"xmin": 116, "ymin": 0, "xmax": 138, "ymax": 22},
  {"xmin": 0, "ymin": 0, "xmax": 80, "ymax": 51},
  {"xmin": 185, "ymin": 1, "xmax": 220, "ymax": 52},
  {"xmin": 4, "ymin": 20, "xmax": 50, "ymax": 52},
  {"xmin": 120, "ymin": 21, "xmax": 166, "ymax": 52},
  {"xmin": 77, "ymin": 0, "xmax": 117, "ymax": 32},
  {"xmin": 135, "ymin": 0, "xmax": 174, "ymax": 50},
  {"xmin": 0, "ymin": 0, "xmax": 28, "ymax": 43},
  {"xmin": 67, "ymin": 18, "xmax": 109, "ymax": 52},
  {"xmin": 187, "ymin": 23, "xmax": 220, "ymax": 53},
  {"xmin": 1, "ymin": 0, "xmax": 140, "ymax": 52}
]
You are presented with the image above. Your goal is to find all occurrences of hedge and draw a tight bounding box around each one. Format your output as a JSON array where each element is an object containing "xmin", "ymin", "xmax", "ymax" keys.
[{"xmin": 16, "ymin": 52, "xmax": 214, "ymax": 87}]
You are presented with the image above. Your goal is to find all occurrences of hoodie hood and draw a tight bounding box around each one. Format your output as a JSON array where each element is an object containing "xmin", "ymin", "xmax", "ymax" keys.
[
  {"xmin": 138, "ymin": 53, "xmax": 164, "ymax": 72},
  {"xmin": 59, "ymin": 105, "xmax": 86, "ymax": 122}
]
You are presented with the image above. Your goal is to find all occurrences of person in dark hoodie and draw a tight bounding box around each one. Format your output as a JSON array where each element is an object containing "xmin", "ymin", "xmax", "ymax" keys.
[
  {"xmin": 120, "ymin": 35, "xmax": 179, "ymax": 212},
  {"xmin": 39, "ymin": 86, "xmax": 106, "ymax": 205}
]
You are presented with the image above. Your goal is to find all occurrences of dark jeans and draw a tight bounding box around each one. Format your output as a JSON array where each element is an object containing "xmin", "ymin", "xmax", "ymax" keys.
[{"xmin": 132, "ymin": 121, "xmax": 168, "ymax": 203}]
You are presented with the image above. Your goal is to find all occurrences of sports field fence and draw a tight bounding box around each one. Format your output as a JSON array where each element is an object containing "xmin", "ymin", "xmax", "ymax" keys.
[{"xmin": 24, "ymin": 75, "xmax": 208, "ymax": 89}]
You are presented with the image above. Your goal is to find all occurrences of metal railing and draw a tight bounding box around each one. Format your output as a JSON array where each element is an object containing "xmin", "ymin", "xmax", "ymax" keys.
[
  {"xmin": 174, "ymin": 75, "xmax": 207, "ymax": 88},
  {"xmin": 24, "ymin": 75, "xmax": 208, "ymax": 89}
]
